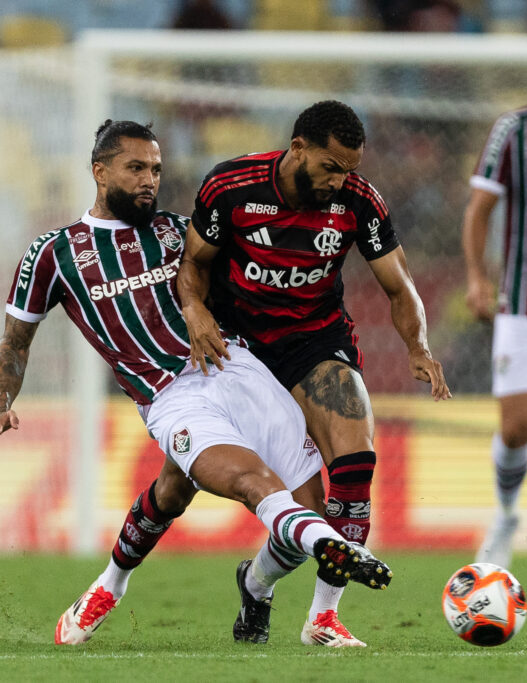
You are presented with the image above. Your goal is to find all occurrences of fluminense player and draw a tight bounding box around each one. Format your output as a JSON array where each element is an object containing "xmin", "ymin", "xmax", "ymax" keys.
[
  {"xmin": 463, "ymin": 106, "xmax": 527, "ymax": 568},
  {"xmin": 176, "ymin": 100, "xmax": 451, "ymax": 644},
  {"xmin": 0, "ymin": 120, "xmax": 392, "ymax": 648}
]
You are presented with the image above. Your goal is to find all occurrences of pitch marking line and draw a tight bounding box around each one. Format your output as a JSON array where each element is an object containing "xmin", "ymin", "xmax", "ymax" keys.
[{"xmin": 0, "ymin": 651, "xmax": 525, "ymax": 660}]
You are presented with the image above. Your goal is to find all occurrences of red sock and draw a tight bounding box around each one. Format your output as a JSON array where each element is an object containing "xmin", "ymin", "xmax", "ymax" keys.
[
  {"xmin": 324, "ymin": 451, "xmax": 376, "ymax": 544},
  {"xmin": 112, "ymin": 480, "xmax": 178, "ymax": 569}
]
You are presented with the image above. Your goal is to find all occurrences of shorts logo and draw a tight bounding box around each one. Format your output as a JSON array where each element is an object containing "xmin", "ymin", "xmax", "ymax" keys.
[
  {"xmin": 341, "ymin": 523, "xmax": 364, "ymax": 541},
  {"xmin": 335, "ymin": 349, "xmax": 350, "ymax": 363},
  {"xmin": 303, "ymin": 436, "xmax": 318, "ymax": 457},
  {"xmin": 173, "ymin": 428, "xmax": 192, "ymax": 455},
  {"xmin": 154, "ymin": 228, "xmax": 182, "ymax": 251},
  {"xmin": 314, "ymin": 227, "xmax": 342, "ymax": 256},
  {"xmin": 73, "ymin": 250, "xmax": 100, "ymax": 271}
]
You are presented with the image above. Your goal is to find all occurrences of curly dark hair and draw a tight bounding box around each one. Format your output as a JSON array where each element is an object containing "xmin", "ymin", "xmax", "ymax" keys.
[
  {"xmin": 91, "ymin": 119, "xmax": 157, "ymax": 165},
  {"xmin": 292, "ymin": 100, "xmax": 365, "ymax": 150}
]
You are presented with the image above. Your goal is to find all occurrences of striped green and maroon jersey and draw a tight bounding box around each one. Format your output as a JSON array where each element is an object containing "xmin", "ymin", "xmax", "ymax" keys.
[
  {"xmin": 6, "ymin": 210, "xmax": 245, "ymax": 405},
  {"xmin": 471, "ymin": 106, "xmax": 527, "ymax": 315}
]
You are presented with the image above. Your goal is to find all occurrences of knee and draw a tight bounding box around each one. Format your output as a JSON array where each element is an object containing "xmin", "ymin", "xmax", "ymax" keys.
[
  {"xmin": 234, "ymin": 469, "xmax": 285, "ymax": 512},
  {"xmin": 501, "ymin": 426, "xmax": 527, "ymax": 450}
]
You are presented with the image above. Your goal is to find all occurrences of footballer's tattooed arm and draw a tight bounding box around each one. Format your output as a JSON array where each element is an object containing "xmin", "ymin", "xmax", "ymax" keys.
[
  {"xmin": 295, "ymin": 362, "xmax": 372, "ymax": 421},
  {"xmin": 0, "ymin": 315, "xmax": 39, "ymax": 434}
]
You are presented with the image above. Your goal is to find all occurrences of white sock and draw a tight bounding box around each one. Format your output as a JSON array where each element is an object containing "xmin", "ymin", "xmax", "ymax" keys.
[
  {"xmin": 97, "ymin": 557, "xmax": 134, "ymax": 600},
  {"xmin": 308, "ymin": 577, "xmax": 346, "ymax": 622},
  {"xmin": 245, "ymin": 564, "xmax": 275, "ymax": 600},
  {"xmin": 246, "ymin": 535, "xmax": 308, "ymax": 600},
  {"xmin": 256, "ymin": 490, "xmax": 344, "ymax": 556},
  {"xmin": 492, "ymin": 433, "xmax": 527, "ymax": 515}
]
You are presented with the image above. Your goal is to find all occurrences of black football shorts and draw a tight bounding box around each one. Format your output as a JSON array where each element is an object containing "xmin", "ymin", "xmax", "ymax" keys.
[{"xmin": 249, "ymin": 317, "xmax": 364, "ymax": 392}]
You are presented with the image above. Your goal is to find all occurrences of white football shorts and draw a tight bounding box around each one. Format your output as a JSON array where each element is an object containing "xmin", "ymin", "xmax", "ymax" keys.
[
  {"xmin": 139, "ymin": 345, "xmax": 322, "ymax": 491},
  {"xmin": 492, "ymin": 313, "xmax": 527, "ymax": 397}
]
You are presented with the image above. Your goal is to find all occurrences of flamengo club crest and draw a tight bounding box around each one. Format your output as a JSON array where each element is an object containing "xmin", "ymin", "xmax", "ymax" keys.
[
  {"xmin": 314, "ymin": 227, "xmax": 342, "ymax": 256},
  {"xmin": 155, "ymin": 227, "xmax": 182, "ymax": 251},
  {"xmin": 341, "ymin": 523, "xmax": 364, "ymax": 541},
  {"xmin": 172, "ymin": 428, "xmax": 192, "ymax": 455}
]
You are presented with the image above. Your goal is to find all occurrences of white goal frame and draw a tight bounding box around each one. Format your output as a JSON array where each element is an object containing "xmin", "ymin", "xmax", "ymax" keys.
[{"xmin": 71, "ymin": 30, "xmax": 527, "ymax": 553}]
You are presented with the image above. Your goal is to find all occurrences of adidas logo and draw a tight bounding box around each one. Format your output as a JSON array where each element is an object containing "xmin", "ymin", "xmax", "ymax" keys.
[
  {"xmin": 246, "ymin": 227, "xmax": 272, "ymax": 246},
  {"xmin": 335, "ymin": 350, "xmax": 350, "ymax": 362}
]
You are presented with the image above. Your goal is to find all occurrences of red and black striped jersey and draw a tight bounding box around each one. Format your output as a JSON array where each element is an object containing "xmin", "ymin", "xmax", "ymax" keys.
[
  {"xmin": 6, "ymin": 210, "xmax": 245, "ymax": 405},
  {"xmin": 192, "ymin": 150, "xmax": 399, "ymax": 344}
]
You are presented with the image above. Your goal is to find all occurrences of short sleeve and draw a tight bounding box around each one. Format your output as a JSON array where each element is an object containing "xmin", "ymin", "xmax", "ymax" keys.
[
  {"xmin": 5, "ymin": 232, "xmax": 62, "ymax": 322},
  {"xmin": 470, "ymin": 111, "xmax": 519, "ymax": 195},
  {"xmin": 346, "ymin": 178, "xmax": 400, "ymax": 260},
  {"xmin": 191, "ymin": 167, "xmax": 233, "ymax": 246}
]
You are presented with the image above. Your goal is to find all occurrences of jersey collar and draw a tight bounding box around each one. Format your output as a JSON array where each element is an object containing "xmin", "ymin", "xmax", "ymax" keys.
[{"xmin": 81, "ymin": 209, "xmax": 132, "ymax": 230}]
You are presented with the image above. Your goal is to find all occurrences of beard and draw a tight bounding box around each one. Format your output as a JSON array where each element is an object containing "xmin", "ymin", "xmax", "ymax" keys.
[
  {"xmin": 294, "ymin": 162, "xmax": 337, "ymax": 211},
  {"xmin": 106, "ymin": 186, "xmax": 158, "ymax": 229}
]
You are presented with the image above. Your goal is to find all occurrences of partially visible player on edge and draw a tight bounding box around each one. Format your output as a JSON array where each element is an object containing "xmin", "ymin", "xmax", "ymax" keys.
[
  {"xmin": 463, "ymin": 106, "xmax": 527, "ymax": 569},
  {"xmin": 0, "ymin": 120, "xmax": 392, "ymax": 649},
  {"xmin": 176, "ymin": 100, "xmax": 451, "ymax": 643}
]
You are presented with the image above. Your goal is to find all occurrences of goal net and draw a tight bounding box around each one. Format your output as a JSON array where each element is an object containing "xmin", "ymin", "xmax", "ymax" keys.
[{"xmin": 1, "ymin": 30, "xmax": 526, "ymax": 553}]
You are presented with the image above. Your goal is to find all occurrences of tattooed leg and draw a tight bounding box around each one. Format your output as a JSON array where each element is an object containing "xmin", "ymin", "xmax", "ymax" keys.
[{"xmin": 292, "ymin": 361, "xmax": 376, "ymax": 544}]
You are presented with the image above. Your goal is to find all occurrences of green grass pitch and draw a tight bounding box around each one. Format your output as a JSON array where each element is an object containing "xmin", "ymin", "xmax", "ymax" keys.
[{"xmin": 0, "ymin": 552, "xmax": 525, "ymax": 682}]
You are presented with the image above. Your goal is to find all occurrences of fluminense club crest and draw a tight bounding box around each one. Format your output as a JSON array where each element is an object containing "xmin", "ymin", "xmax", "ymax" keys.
[
  {"xmin": 172, "ymin": 428, "xmax": 192, "ymax": 455},
  {"xmin": 155, "ymin": 227, "xmax": 183, "ymax": 251}
]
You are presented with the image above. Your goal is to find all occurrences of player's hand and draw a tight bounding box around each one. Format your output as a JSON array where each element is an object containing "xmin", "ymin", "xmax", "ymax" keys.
[
  {"xmin": 0, "ymin": 409, "xmax": 19, "ymax": 435},
  {"xmin": 408, "ymin": 351, "xmax": 452, "ymax": 401},
  {"xmin": 181, "ymin": 301, "xmax": 231, "ymax": 375},
  {"xmin": 466, "ymin": 277, "xmax": 495, "ymax": 322}
]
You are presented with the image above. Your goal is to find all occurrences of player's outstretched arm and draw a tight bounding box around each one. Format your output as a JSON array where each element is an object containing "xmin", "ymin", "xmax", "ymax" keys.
[
  {"xmin": 368, "ymin": 246, "xmax": 451, "ymax": 401},
  {"xmin": 462, "ymin": 188, "xmax": 499, "ymax": 322},
  {"xmin": 177, "ymin": 221, "xmax": 230, "ymax": 374},
  {"xmin": 0, "ymin": 315, "xmax": 39, "ymax": 434}
]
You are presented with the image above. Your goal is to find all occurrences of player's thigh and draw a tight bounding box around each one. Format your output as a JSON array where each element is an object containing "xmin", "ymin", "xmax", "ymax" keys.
[
  {"xmin": 292, "ymin": 360, "xmax": 374, "ymax": 463},
  {"xmin": 189, "ymin": 443, "xmax": 285, "ymax": 510},
  {"xmin": 225, "ymin": 348, "xmax": 324, "ymax": 492},
  {"xmin": 499, "ymin": 393, "xmax": 527, "ymax": 447},
  {"xmin": 146, "ymin": 372, "xmax": 252, "ymax": 479},
  {"xmin": 291, "ymin": 471, "xmax": 326, "ymax": 516}
]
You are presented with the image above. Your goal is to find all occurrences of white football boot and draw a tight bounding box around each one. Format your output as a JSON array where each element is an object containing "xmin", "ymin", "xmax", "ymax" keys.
[
  {"xmin": 301, "ymin": 610, "xmax": 366, "ymax": 647},
  {"xmin": 55, "ymin": 581, "xmax": 120, "ymax": 645}
]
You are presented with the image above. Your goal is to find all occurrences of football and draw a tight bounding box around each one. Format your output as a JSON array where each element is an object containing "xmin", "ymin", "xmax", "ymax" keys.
[{"xmin": 442, "ymin": 563, "xmax": 526, "ymax": 646}]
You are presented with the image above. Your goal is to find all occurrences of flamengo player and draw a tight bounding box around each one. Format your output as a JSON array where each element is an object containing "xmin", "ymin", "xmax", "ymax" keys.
[
  {"xmin": 178, "ymin": 100, "xmax": 451, "ymax": 643},
  {"xmin": 463, "ymin": 106, "xmax": 527, "ymax": 568},
  {"xmin": 0, "ymin": 120, "xmax": 392, "ymax": 648}
]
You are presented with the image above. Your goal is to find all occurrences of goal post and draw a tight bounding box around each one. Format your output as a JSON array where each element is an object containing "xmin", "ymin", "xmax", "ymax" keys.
[{"xmin": 2, "ymin": 30, "xmax": 527, "ymax": 555}]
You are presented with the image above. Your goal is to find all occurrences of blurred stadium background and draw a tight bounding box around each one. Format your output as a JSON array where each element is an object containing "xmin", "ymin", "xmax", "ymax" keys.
[{"xmin": 1, "ymin": 0, "xmax": 527, "ymax": 558}]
